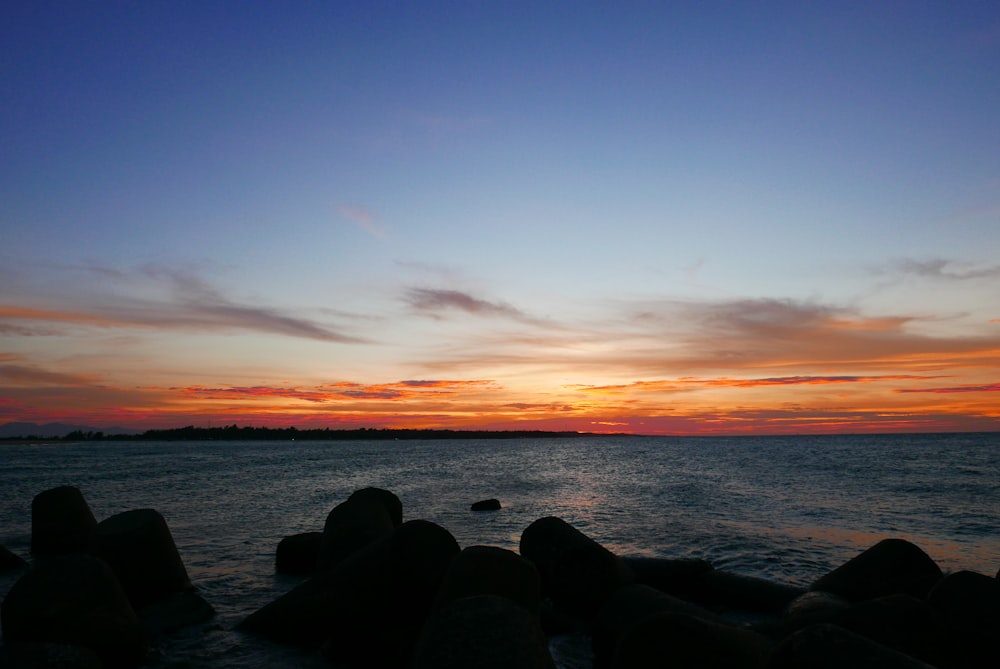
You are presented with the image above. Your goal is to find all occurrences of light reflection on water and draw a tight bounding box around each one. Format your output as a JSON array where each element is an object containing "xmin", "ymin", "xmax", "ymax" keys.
[{"xmin": 1, "ymin": 433, "xmax": 998, "ymax": 667}]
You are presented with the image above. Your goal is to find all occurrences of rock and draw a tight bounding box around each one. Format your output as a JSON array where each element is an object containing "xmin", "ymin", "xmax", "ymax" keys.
[
  {"xmin": 753, "ymin": 591, "xmax": 852, "ymax": 640},
  {"xmin": 592, "ymin": 583, "xmax": 731, "ymax": 667},
  {"xmin": 242, "ymin": 519, "xmax": 460, "ymax": 668},
  {"xmin": 434, "ymin": 545, "xmax": 541, "ymax": 615},
  {"xmin": 827, "ymin": 594, "xmax": 955, "ymax": 668},
  {"xmin": 929, "ymin": 570, "xmax": 1000, "ymax": 640},
  {"xmin": 519, "ymin": 516, "xmax": 632, "ymax": 623},
  {"xmin": 623, "ymin": 556, "xmax": 714, "ymax": 598},
  {"xmin": 0, "ymin": 554, "xmax": 147, "ymax": 668},
  {"xmin": 613, "ymin": 611, "xmax": 772, "ymax": 669},
  {"xmin": 0, "ymin": 642, "xmax": 103, "ymax": 669},
  {"xmin": 766, "ymin": 623, "xmax": 938, "ymax": 668},
  {"xmin": 810, "ymin": 539, "xmax": 942, "ymax": 602},
  {"xmin": 136, "ymin": 590, "xmax": 216, "ymax": 636},
  {"xmin": 412, "ymin": 595, "xmax": 556, "ymax": 669},
  {"xmin": 471, "ymin": 498, "xmax": 502, "ymax": 511},
  {"xmin": 89, "ymin": 508, "xmax": 193, "ymax": 610},
  {"xmin": 317, "ymin": 489, "xmax": 398, "ymax": 570},
  {"xmin": 350, "ymin": 486, "xmax": 404, "ymax": 526},
  {"xmin": 784, "ymin": 591, "xmax": 852, "ymax": 621},
  {"xmin": 1, "ymin": 544, "xmax": 28, "ymax": 572},
  {"xmin": 30, "ymin": 486, "xmax": 97, "ymax": 555},
  {"xmin": 276, "ymin": 531, "xmax": 323, "ymax": 575},
  {"xmin": 688, "ymin": 569, "xmax": 807, "ymax": 614},
  {"xmin": 928, "ymin": 570, "xmax": 1000, "ymax": 668}
]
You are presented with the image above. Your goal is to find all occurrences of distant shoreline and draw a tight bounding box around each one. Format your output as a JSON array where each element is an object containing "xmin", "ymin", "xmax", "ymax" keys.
[{"xmin": 0, "ymin": 426, "xmax": 636, "ymax": 443}]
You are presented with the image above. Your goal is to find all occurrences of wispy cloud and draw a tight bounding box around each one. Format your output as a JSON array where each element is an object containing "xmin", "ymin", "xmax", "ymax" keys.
[
  {"xmin": 409, "ymin": 295, "xmax": 1000, "ymax": 381},
  {"xmin": 339, "ymin": 205, "xmax": 387, "ymax": 240},
  {"xmin": 576, "ymin": 374, "xmax": 942, "ymax": 394},
  {"xmin": 0, "ymin": 364, "xmax": 100, "ymax": 386},
  {"xmin": 883, "ymin": 257, "xmax": 1000, "ymax": 281},
  {"xmin": 0, "ymin": 265, "xmax": 367, "ymax": 343},
  {"xmin": 897, "ymin": 382, "xmax": 1000, "ymax": 394},
  {"xmin": 178, "ymin": 379, "xmax": 499, "ymax": 403},
  {"xmin": 404, "ymin": 287, "xmax": 545, "ymax": 325}
]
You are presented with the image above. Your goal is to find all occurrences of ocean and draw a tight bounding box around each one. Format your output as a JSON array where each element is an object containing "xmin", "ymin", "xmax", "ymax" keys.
[{"xmin": 1, "ymin": 433, "xmax": 998, "ymax": 667}]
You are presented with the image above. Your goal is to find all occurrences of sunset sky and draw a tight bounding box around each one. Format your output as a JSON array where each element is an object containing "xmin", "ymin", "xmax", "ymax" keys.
[{"xmin": 2, "ymin": 2, "xmax": 999, "ymax": 435}]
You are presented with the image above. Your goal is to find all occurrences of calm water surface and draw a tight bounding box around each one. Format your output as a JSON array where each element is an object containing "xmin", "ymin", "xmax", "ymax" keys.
[{"xmin": 1, "ymin": 433, "xmax": 998, "ymax": 667}]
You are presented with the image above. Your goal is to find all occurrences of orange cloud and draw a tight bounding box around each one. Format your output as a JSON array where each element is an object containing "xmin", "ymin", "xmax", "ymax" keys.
[
  {"xmin": 174, "ymin": 379, "xmax": 501, "ymax": 405},
  {"xmin": 0, "ymin": 363, "xmax": 101, "ymax": 387},
  {"xmin": 897, "ymin": 382, "xmax": 1000, "ymax": 394},
  {"xmin": 575, "ymin": 375, "xmax": 940, "ymax": 394}
]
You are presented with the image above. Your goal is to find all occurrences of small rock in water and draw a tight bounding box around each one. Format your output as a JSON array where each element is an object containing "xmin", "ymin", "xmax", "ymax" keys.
[{"xmin": 471, "ymin": 498, "xmax": 501, "ymax": 511}]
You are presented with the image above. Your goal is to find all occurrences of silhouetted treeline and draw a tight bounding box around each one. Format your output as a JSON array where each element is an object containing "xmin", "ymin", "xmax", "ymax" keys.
[{"xmin": 42, "ymin": 425, "xmax": 595, "ymax": 442}]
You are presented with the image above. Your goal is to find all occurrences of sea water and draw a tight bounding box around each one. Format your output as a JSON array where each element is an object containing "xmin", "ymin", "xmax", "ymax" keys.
[{"xmin": 1, "ymin": 433, "xmax": 998, "ymax": 667}]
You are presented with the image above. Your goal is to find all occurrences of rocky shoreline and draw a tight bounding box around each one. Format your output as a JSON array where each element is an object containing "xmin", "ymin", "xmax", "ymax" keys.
[{"xmin": 1, "ymin": 486, "xmax": 997, "ymax": 668}]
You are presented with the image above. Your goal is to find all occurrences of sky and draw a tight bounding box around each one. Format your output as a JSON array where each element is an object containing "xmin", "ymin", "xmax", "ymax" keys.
[{"xmin": 2, "ymin": 1, "xmax": 999, "ymax": 435}]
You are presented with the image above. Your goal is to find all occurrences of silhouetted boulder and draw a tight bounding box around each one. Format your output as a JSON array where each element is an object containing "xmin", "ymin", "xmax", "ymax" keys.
[
  {"xmin": 827, "ymin": 594, "xmax": 955, "ymax": 668},
  {"xmin": 520, "ymin": 516, "xmax": 631, "ymax": 624},
  {"xmin": 30, "ymin": 486, "xmax": 97, "ymax": 555},
  {"xmin": 928, "ymin": 570, "xmax": 1000, "ymax": 668},
  {"xmin": 242, "ymin": 519, "xmax": 460, "ymax": 668},
  {"xmin": 0, "ymin": 554, "xmax": 146, "ymax": 668},
  {"xmin": 471, "ymin": 498, "xmax": 502, "ymax": 511},
  {"xmin": 688, "ymin": 569, "xmax": 806, "ymax": 614},
  {"xmin": 434, "ymin": 545, "xmax": 541, "ymax": 615},
  {"xmin": 810, "ymin": 539, "xmax": 942, "ymax": 602},
  {"xmin": 929, "ymin": 570, "xmax": 1000, "ymax": 639},
  {"xmin": 754, "ymin": 590, "xmax": 852, "ymax": 640},
  {"xmin": 766, "ymin": 623, "xmax": 937, "ymax": 668},
  {"xmin": 136, "ymin": 590, "xmax": 217, "ymax": 637},
  {"xmin": 350, "ymin": 486, "xmax": 404, "ymax": 526},
  {"xmin": 1, "ymin": 544, "xmax": 28, "ymax": 572},
  {"xmin": 412, "ymin": 595, "xmax": 556, "ymax": 669},
  {"xmin": 317, "ymin": 488, "xmax": 399, "ymax": 570},
  {"xmin": 276, "ymin": 531, "xmax": 323, "ymax": 575},
  {"xmin": 623, "ymin": 556, "xmax": 713, "ymax": 598},
  {"xmin": 784, "ymin": 591, "xmax": 852, "ymax": 620},
  {"xmin": 592, "ymin": 583, "xmax": 731, "ymax": 667},
  {"xmin": 89, "ymin": 508, "xmax": 194, "ymax": 610},
  {"xmin": 613, "ymin": 612, "xmax": 772, "ymax": 669}
]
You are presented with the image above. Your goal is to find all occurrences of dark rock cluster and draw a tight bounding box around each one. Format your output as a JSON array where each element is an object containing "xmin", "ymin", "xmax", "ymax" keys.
[
  {"xmin": 2, "ymin": 486, "xmax": 997, "ymax": 668},
  {"xmin": 0, "ymin": 486, "xmax": 214, "ymax": 668},
  {"xmin": 255, "ymin": 490, "xmax": 999, "ymax": 669}
]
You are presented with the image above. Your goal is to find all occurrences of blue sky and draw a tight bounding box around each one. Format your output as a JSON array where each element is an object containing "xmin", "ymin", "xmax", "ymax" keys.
[{"xmin": 2, "ymin": 2, "xmax": 999, "ymax": 433}]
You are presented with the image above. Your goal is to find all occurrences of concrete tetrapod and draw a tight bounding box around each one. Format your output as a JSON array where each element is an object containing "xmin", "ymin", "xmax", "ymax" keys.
[
  {"xmin": 520, "ymin": 516, "xmax": 631, "ymax": 625},
  {"xmin": 0, "ymin": 554, "xmax": 146, "ymax": 668},
  {"xmin": 412, "ymin": 595, "xmax": 556, "ymax": 669},
  {"xmin": 30, "ymin": 486, "xmax": 97, "ymax": 556},
  {"xmin": 89, "ymin": 508, "xmax": 193, "ymax": 610}
]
